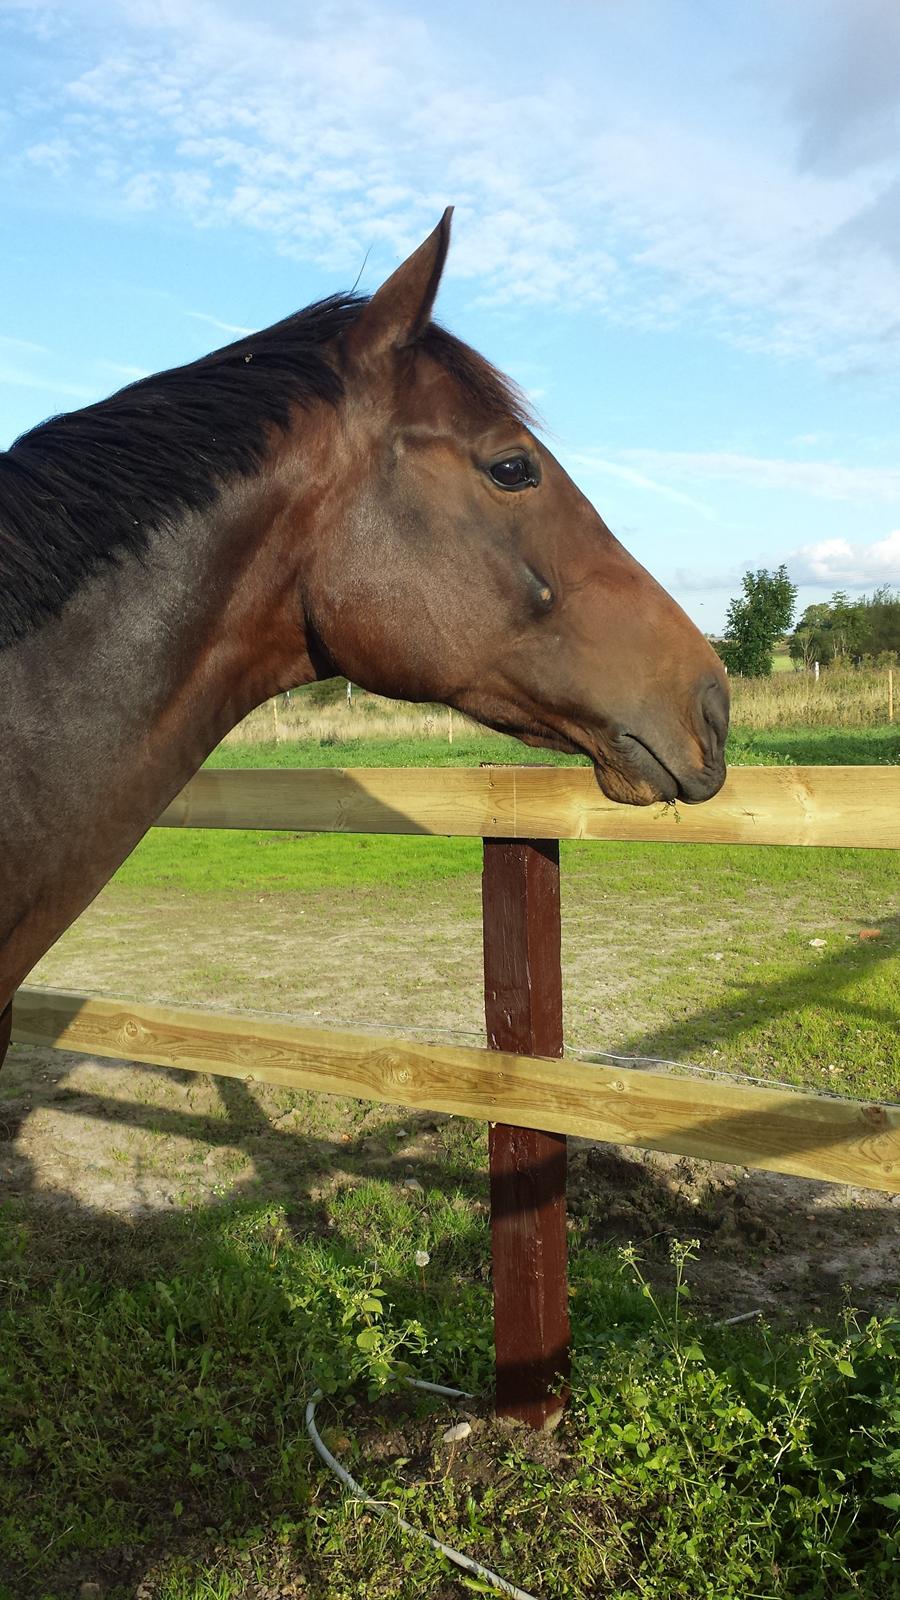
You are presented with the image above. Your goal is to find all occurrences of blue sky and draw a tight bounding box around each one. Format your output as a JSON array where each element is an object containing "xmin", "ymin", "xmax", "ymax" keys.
[{"xmin": 2, "ymin": 0, "xmax": 900, "ymax": 632}]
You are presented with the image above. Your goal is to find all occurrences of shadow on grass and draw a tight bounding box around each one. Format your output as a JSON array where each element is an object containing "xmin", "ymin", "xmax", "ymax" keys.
[
  {"xmin": 2, "ymin": 1038, "xmax": 900, "ymax": 1598},
  {"xmin": 607, "ymin": 911, "xmax": 900, "ymax": 1095},
  {"xmin": 2, "ymin": 897, "xmax": 899, "ymax": 1594},
  {"xmin": 727, "ymin": 727, "xmax": 900, "ymax": 764}
]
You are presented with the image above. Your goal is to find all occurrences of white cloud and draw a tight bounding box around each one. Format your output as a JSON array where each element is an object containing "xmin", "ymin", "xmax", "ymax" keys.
[
  {"xmin": 669, "ymin": 565, "xmax": 744, "ymax": 593},
  {"xmin": 569, "ymin": 451, "xmax": 717, "ymax": 519},
  {"xmin": 785, "ymin": 0, "xmax": 900, "ymax": 175},
  {"xmin": 0, "ymin": 362, "xmax": 96, "ymax": 401},
  {"xmin": 0, "ymin": 333, "xmax": 48, "ymax": 356},
  {"xmin": 610, "ymin": 448, "xmax": 900, "ymax": 505},
  {"xmin": 185, "ymin": 310, "xmax": 254, "ymax": 337},
  {"xmin": 25, "ymin": 137, "xmax": 75, "ymax": 176},
  {"xmin": 95, "ymin": 359, "xmax": 149, "ymax": 381},
  {"xmin": 788, "ymin": 529, "xmax": 900, "ymax": 586},
  {"xmin": 6, "ymin": 1, "xmax": 900, "ymax": 371}
]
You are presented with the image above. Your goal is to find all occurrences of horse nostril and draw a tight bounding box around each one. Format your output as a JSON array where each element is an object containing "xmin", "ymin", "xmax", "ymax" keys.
[{"xmin": 700, "ymin": 680, "xmax": 729, "ymax": 762}]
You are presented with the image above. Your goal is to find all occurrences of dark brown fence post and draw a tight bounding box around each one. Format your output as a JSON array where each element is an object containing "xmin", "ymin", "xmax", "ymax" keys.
[{"xmin": 482, "ymin": 837, "xmax": 570, "ymax": 1429}]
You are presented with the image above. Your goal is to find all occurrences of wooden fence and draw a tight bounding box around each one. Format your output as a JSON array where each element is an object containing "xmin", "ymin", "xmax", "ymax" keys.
[
  {"xmin": 156, "ymin": 763, "xmax": 899, "ymax": 848},
  {"xmin": 12, "ymin": 763, "xmax": 900, "ymax": 1427}
]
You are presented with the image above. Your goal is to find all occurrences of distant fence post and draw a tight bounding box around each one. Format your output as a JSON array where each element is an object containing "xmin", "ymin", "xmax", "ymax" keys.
[{"xmin": 482, "ymin": 838, "xmax": 570, "ymax": 1429}]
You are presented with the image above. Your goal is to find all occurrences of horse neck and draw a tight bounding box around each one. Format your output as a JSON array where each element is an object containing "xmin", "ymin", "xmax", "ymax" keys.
[{"xmin": 0, "ymin": 476, "xmax": 315, "ymax": 1002}]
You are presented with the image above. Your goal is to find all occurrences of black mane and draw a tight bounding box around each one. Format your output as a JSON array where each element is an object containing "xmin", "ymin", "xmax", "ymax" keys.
[{"xmin": 0, "ymin": 294, "xmax": 526, "ymax": 649}]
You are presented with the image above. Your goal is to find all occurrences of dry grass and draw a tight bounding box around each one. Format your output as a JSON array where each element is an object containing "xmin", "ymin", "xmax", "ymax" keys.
[
  {"xmin": 225, "ymin": 664, "xmax": 896, "ymax": 745},
  {"xmin": 224, "ymin": 695, "xmax": 477, "ymax": 746},
  {"xmin": 732, "ymin": 664, "xmax": 895, "ymax": 728}
]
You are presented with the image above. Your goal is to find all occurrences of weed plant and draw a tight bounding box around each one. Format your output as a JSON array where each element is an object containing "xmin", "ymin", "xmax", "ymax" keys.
[{"xmin": 2, "ymin": 1204, "xmax": 898, "ymax": 1599}]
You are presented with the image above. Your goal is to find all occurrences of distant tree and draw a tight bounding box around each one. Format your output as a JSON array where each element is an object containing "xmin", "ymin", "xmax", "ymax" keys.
[
  {"xmin": 789, "ymin": 601, "xmax": 833, "ymax": 668},
  {"xmin": 719, "ymin": 565, "xmax": 797, "ymax": 677},
  {"xmin": 788, "ymin": 587, "xmax": 900, "ymax": 665},
  {"xmin": 855, "ymin": 586, "xmax": 900, "ymax": 659}
]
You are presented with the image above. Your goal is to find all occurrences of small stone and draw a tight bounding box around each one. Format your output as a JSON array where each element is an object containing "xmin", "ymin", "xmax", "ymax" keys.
[
  {"xmin": 79, "ymin": 1585, "xmax": 103, "ymax": 1600},
  {"xmin": 395, "ymin": 1129, "xmax": 409, "ymax": 1138},
  {"xmin": 711, "ymin": 951, "xmax": 724, "ymax": 962},
  {"xmin": 403, "ymin": 1178, "xmax": 423, "ymax": 1193},
  {"xmin": 808, "ymin": 938, "xmax": 827, "ymax": 948},
  {"xmin": 442, "ymin": 1421, "xmax": 471, "ymax": 1444}
]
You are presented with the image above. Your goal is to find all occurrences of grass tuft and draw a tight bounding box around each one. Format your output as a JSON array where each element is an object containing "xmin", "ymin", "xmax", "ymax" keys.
[{"xmin": 2, "ymin": 1206, "xmax": 898, "ymax": 1599}]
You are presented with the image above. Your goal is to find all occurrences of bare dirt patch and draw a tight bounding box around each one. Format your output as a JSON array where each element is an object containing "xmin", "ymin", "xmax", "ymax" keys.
[
  {"xmin": 5, "ymin": 876, "xmax": 898, "ymax": 1324},
  {"xmin": 3, "ymin": 1039, "xmax": 898, "ymax": 1323}
]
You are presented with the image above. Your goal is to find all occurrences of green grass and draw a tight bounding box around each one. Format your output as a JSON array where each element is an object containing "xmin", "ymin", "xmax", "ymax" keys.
[
  {"xmin": 115, "ymin": 826, "xmax": 482, "ymax": 893},
  {"xmin": 207, "ymin": 724, "xmax": 898, "ymax": 771},
  {"xmin": 108, "ymin": 835, "xmax": 900, "ymax": 1096},
  {"xmin": 727, "ymin": 724, "xmax": 899, "ymax": 766},
  {"xmin": 116, "ymin": 722, "xmax": 898, "ymax": 899},
  {"xmin": 105, "ymin": 734, "xmax": 900, "ymax": 1102},
  {"xmin": 2, "ymin": 1197, "xmax": 898, "ymax": 1600},
  {"xmin": 10, "ymin": 731, "xmax": 898, "ymax": 1596}
]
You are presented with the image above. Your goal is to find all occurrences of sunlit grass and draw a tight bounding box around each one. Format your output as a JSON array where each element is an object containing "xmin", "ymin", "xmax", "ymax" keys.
[{"xmin": 225, "ymin": 662, "xmax": 898, "ymax": 747}]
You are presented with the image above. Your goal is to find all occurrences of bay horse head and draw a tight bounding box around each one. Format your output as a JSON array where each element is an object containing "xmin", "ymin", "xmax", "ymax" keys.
[
  {"xmin": 1, "ymin": 208, "xmax": 728, "ymax": 1009},
  {"xmin": 299, "ymin": 210, "xmax": 728, "ymax": 805}
]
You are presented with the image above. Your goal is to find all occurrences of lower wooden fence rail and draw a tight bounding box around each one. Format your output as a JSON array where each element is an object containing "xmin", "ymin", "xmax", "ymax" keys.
[
  {"xmin": 14, "ymin": 986, "xmax": 900, "ymax": 1193},
  {"xmin": 11, "ymin": 765, "xmax": 900, "ymax": 1428}
]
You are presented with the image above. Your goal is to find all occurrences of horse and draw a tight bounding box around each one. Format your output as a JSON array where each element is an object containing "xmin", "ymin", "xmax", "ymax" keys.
[{"xmin": 0, "ymin": 210, "xmax": 729, "ymax": 1065}]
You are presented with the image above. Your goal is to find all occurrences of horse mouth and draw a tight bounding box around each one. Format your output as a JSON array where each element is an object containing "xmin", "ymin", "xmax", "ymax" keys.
[
  {"xmin": 592, "ymin": 734, "xmax": 680, "ymax": 806},
  {"xmin": 515, "ymin": 722, "xmax": 683, "ymax": 806},
  {"xmin": 593, "ymin": 733, "xmax": 726, "ymax": 806},
  {"xmin": 453, "ymin": 698, "xmax": 723, "ymax": 807}
]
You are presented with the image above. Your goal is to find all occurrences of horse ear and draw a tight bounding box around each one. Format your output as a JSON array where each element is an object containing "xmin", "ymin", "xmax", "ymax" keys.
[{"xmin": 344, "ymin": 208, "xmax": 453, "ymax": 364}]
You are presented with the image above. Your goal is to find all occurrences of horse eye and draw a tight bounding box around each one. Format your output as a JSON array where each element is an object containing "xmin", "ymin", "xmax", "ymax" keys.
[{"xmin": 489, "ymin": 454, "xmax": 536, "ymax": 490}]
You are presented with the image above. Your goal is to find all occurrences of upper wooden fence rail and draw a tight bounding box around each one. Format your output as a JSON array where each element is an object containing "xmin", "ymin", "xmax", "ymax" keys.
[{"xmin": 158, "ymin": 765, "xmax": 900, "ymax": 849}]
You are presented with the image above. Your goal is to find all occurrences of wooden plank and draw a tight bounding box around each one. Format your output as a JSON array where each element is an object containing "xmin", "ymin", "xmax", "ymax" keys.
[
  {"xmin": 13, "ymin": 988, "xmax": 900, "ymax": 1193},
  {"xmin": 156, "ymin": 765, "xmax": 900, "ymax": 849},
  {"xmin": 483, "ymin": 839, "xmax": 569, "ymax": 1428}
]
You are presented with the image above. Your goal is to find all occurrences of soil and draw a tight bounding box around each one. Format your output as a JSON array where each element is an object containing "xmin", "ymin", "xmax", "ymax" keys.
[
  {"xmin": 3, "ymin": 875, "xmax": 898, "ymax": 1324},
  {"xmin": 4, "ymin": 870, "xmax": 897, "ymax": 1599},
  {"xmin": 2, "ymin": 1038, "xmax": 899, "ymax": 1322}
]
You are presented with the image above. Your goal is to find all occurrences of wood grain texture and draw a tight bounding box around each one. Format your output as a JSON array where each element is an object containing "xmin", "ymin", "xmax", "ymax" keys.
[
  {"xmin": 483, "ymin": 840, "xmax": 569, "ymax": 1427},
  {"xmin": 14, "ymin": 988, "xmax": 900, "ymax": 1193},
  {"xmin": 155, "ymin": 765, "xmax": 900, "ymax": 848}
]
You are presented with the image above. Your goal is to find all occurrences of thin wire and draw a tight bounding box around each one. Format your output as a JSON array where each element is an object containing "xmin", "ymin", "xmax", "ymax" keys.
[
  {"xmin": 572, "ymin": 1048, "xmax": 899, "ymax": 1108},
  {"xmin": 183, "ymin": 997, "xmax": 896, "ymax": 1113},
  {"xmin": 262, "ymin": 1005, "xmax": 898, "ymax": 1110}
]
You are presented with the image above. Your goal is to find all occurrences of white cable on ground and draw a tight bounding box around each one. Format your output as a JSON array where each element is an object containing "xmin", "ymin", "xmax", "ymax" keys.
[{"xmin": 305, "ymin": 1377, "xmax": 541, "ymax": 1600}]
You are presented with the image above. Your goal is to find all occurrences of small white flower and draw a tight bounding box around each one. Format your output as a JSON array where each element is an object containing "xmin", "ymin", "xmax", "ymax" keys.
[{"xmin": 415, "ymin": 1250, "xmax": 430, "ymax": 1268}]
